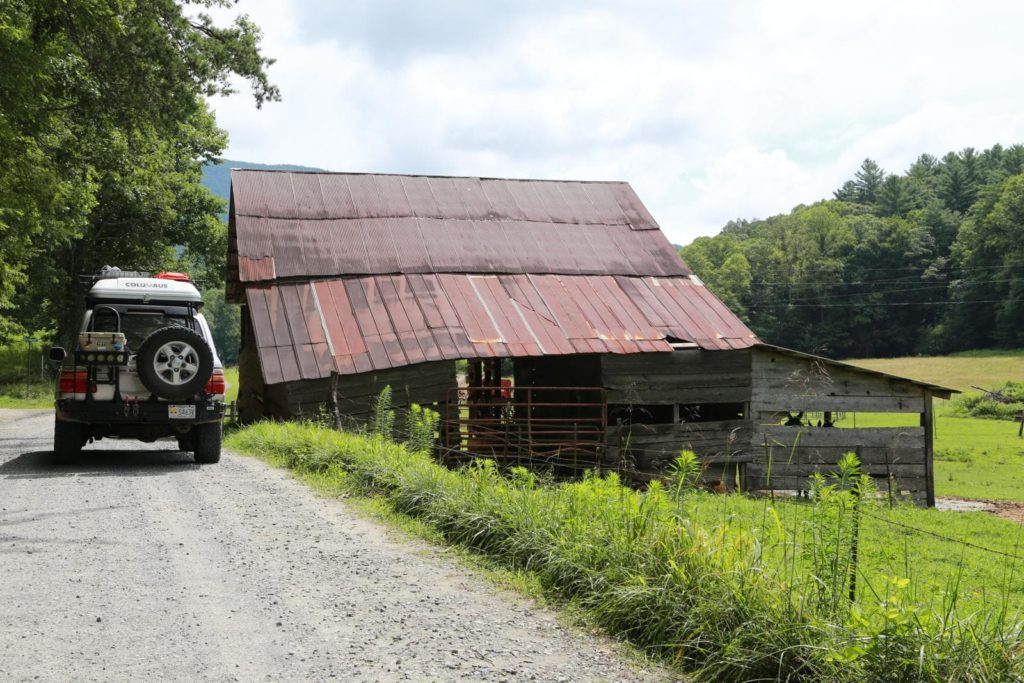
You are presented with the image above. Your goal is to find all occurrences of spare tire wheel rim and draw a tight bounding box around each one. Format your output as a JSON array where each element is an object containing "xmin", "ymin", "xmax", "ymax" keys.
[{"xmin": 153, "ymin": 341, "xmax": 200, "ymax": 386}]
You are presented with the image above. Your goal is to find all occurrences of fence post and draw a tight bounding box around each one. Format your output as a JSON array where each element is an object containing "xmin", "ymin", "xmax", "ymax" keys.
[{"xmin": 849, "ymin": 444, "xmax": 863, "ymax": 604}]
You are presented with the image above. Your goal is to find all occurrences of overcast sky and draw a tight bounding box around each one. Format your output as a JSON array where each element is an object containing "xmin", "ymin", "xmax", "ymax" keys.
[{"xmin": 208, "ymin": 1, "xmax": 1024, "ymax": 245}]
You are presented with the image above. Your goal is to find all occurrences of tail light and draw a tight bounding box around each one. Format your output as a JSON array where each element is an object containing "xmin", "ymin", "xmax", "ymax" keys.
[
  {"xmin": 58, "ymin": 369, "xmax": 95, "ymax": 394},
  {"xmin": 205, "ymin": 368, "xmax": 225, "ymax": 396}
]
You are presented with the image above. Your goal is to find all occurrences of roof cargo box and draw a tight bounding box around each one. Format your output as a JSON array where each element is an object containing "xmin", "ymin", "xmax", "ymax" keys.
[{"xmin": 87, "ymin": 277, "xmax": 202, "ymax": 305}]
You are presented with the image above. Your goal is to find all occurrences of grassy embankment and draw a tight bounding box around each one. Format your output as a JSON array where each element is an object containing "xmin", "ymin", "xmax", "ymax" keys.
[
  {"xmin": 848, "ymin": 350, "xmax": 1024, "ymax": 501},
  {"xmin": 228, "ymin": 420, "xmax": 1024, "ymax": 681}
]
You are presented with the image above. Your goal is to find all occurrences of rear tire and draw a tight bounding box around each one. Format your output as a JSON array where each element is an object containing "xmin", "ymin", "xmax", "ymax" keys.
[
  {"xmin": 193, "ymin": 421, "xmax": 222, "ymax": 464},
  {"xmin": 137, "ymin": 326, "xmax": 214, "ymax": 400},
  {"xmin": 54, "ymin": 418, "xmax": 84, "ymax": 463}
]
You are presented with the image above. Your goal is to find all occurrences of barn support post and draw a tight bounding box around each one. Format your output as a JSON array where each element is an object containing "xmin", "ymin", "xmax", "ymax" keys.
[
  {"xmin": 329, "ymin": 372, "xmax": 342, "ymax": 431},
  {"xmin": 921, "ymin": 390, "xmax": 935, "ymax": 507}
]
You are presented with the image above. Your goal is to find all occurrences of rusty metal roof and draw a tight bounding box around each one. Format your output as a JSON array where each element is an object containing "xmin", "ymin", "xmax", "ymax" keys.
[
  {"xmin": 246, "ymin": 273, "xmax": 757, "ymax": 384},
  {"xmin": 227, "ymin": 170, "xmax": 761, "ymax": 383},
  {"xmin": 227, "ymin": 170, "xmax": 689, "ymax": 297}
]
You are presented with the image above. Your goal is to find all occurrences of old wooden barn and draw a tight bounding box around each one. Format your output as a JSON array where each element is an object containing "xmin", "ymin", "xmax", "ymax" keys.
[{"xmin": 226, "ymin": 169, "xmax": 954, "ymax": 505}]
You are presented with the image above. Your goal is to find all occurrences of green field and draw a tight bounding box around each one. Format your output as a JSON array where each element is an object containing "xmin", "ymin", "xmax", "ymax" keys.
[
  {"xmin": 847, "ymin": 349, "xmax": 1024, "ymax": 393},
  {"xmin": 846, "ymin": 351, "xmax": 1024, "ymax": 501}
]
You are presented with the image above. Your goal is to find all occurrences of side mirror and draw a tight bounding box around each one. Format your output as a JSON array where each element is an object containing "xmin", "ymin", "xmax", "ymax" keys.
[{"xmin": 48, "ymin": 346, "xmax": 67, "ymax": 363}]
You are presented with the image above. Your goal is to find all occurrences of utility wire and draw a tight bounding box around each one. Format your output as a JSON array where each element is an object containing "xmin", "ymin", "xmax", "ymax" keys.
[
  {"xmin": 748, "ymin": 298, "xmax": 1024, "ymax": 309},
  {"xmin": 748, "ymin": 271, "xmax": 1022, "ymax": 288},
  {"xmin": 764, "ymin": 279, "xmax": 1024, "ymax": 304}
]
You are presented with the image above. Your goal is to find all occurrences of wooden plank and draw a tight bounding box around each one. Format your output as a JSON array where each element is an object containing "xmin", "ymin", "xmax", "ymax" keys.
[
  {"xmin": 607, "ymin": 386, "xmax": 751, "ymax": 405},
  {"xmin": 745, "ymin": 474, "xmax": 929, "ymax": 493},
  {"xmin": 751, "ymin": 393, "xmax": 924, "ymax": 413},
  {"xmin": 602, "ymin": 348, "xmax": 751, "ymax": 375},
  {"xmin": 756, "ymin": 426, "xmax": 924, "ymax": 448},
  {"xmin": 751, "ymin": 349, "xmax": 923, "ymax": 397}
]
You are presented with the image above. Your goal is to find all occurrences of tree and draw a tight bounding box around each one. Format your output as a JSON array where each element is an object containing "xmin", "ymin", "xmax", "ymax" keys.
[
  {"xmin": 876, "ymin": 174, "xmax": 918, "ymax": 217},
  {"xmin": 944, "ymin": 173, "xmax": 1024, "ymax": 348},
  {"xmin": 852, "ymin": 159, "xmax": 885, "ymax": 204},
  {"xmin": 0, "ymin": 0, "xmax": 278, "ymax": 342}
]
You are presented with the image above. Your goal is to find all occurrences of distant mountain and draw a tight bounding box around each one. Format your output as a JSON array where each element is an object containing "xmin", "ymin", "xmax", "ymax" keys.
[{"xmin": 201, "ymin": 159, "xmax": 324, "ymax": 205}]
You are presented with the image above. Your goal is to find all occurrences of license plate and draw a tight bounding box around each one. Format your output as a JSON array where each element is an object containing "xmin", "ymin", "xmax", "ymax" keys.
[{"xmin": 168, "ymin": 405, "xmax": 196, "ymax": 419}]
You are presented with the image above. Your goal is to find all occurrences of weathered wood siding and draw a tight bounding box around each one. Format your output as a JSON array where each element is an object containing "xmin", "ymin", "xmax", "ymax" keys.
[
  {"xmin": 601, "ymin": 350, "xmax": 752, "ymax": 486},
  {"xmin": 748, "ymin": 347, "xmax": 931, "ymax": 503},
  {"xmin": 602, "ymin": 350, "xmax": 751, "ymax": 404},
  {"xmin": 283, "ymin": 361, "xmax": 457, "ymax": 424},
  {"xmin": 599, "ymin": 347, "xmax": 934, "ymax": 503},
  {"xmin": 603, "ymin": 420, "xmax": 753, "ymax": 474}
]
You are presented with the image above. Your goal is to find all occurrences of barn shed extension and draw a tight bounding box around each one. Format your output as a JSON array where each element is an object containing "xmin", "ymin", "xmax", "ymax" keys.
[{"xmin": 227, "ymin": 169, "xmax": 954, "ymax": 505}]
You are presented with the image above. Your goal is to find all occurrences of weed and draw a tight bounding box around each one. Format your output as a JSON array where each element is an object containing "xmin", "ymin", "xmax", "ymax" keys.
[
  {"xmin": 228, "ymin": 422, "xmax": 1024, "ymax": 681},
  {"xmin": 372, "ymin": 386, "xmax": 395, "ymax": 438}
]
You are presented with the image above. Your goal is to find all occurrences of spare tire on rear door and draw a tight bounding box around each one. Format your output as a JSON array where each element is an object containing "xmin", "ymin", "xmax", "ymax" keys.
[{"xmin": 137, "ymin": 326, "xmax": 214, "ymax": 400}]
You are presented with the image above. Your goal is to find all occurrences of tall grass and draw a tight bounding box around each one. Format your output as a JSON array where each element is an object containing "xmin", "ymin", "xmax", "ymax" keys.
[
  {"xmin": 0, "ymin": 343, "xmax": 54, "ymax": 407},
  {"xmin": 228, "ymin": 421, "xmax": 1024, "ymax": 681}
]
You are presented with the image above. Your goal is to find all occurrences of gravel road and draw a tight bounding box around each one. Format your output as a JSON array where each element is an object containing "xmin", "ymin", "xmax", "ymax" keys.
[{"xmin": 0, "ymin": 409, "xmax": 665, "ymax": 682}]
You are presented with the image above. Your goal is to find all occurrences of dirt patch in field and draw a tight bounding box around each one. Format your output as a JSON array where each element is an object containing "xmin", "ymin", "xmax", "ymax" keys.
[{"xmin": 938, "ymin": 496, "xmax": 1024, "ymax": 525}]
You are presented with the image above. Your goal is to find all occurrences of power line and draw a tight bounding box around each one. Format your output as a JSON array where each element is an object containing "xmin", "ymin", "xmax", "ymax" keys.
[
  {"xmin": 749, "ymin": 270, "xmax": 1022, "ymax": 288},
  {"xmin": 747, "ymin": 298, "xmax": 1024, "ymax": 309},
  {"xmin": 768, "ymin": 279, "xmax": 1024, "ymax": 304}
]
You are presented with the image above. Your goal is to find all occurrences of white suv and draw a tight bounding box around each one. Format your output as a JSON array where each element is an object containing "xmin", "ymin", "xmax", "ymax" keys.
[{"xmin": 50, "ymin": 267, "xmax": 226, "ymax": 463}]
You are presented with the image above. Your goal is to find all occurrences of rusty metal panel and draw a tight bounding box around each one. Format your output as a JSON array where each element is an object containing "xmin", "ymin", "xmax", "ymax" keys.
[
  {"xmin": 607, "ymin": 182, "xmax": 659, "ymax": 230},
  {"xmin": 426, "ymin": 176, "xmax": 469, "ymax": 219},
  {"xmin": 289, "ymin": 172, "xmax": 329, "ymax": 219},
  {"xmin": 479, "ymin": 179, "xmax": 528, "ymax": 220},
  {"xmin": 553, "ymin": 182, "xmax": 595, "ymax": 224},
  {"xmin": 389, "ymin": 275, "xmax": 444, "ymax": 362},
  {"xmin": 239, "ymin": 256, "xmax": 276, "ymax": 282},
  {"xmin": 372, "ymin": 174, "xmax": 413, "ymax": 217},
  {"xmin": 344, "ymin": 278, "xmax": 393, "ymax": 370},
  {"xmin": 389, "ymin": 218, "xmax": 432, "ymax": 273},
  {"xmin": 278, "ymin": 284, "xmax": 312, "ymax": 346},
  {"xmin": 360, "ymin": 218, "xmax": 402, "ymax": 273},
  {"xmin": 245, "ymin": 272, "xmax": 757, "ymax": 385},
  {"xmin": 245, "ymin": 288, "xmax": 274, "ymax": 347},
  {"xmin": 451, "ymin": 177, "xmax": 491, "ymax": 219},
  {"xmin": 264, "ymin": 285, "xmax": 294, "ymax": 349},
  {"xmin": 234, "ymin": 216, "xmax": 274, "ymax": 258},
  {"xmin": 297, "ymin": 283, "xmax": 327, "ymax": 345},
  {"xmin": 257, "ymin": 346, "xmax": 284, "ymax": 385},
  {"xmin": 276, "ymin": 346, "xmax": 301, "ymax": 383},
  {"xmin": 399, "ymin": 176, "xmax": 441, "ymax": 218},
  {"xmin": 360, "ymin": 277, "xmax": 407, "ymax": 368},
  {"xmin": 505, "ymin": 180, "xmax": 552, "ymax": 222},
  {"xmin": 346, "ymin": 174, "xmax": 386, "ymax": 219},
  {"xmin": 232, "ymin": 169, "xmax": 296, "ymax": 218},
  {"xmin": 230, "ymin": 170, "xmax": 693, "ymax": 283},
  {"xmin": 375, "ymin": 275, "xmax": 427, "ymax": 366},
  {"xmin": 579, "ymin": 182, "xmax": 629, "ymax": 225},
  {"xmin": 316, "ymin": 173, "xmax": 358, "ymax": 217}
]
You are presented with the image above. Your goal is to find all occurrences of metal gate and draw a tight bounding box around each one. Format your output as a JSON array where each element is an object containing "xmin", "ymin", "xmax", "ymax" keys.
[{"xmin": 441, "ymin": 385, "xmax": 607, "ymax": 471}]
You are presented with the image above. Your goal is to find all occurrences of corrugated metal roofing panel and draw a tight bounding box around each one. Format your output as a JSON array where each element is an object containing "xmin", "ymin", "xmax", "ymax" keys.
[
  {"xmin": 245, "ymin": 272, "xmax": 762, "ymax": 384},
  {"xmin": 229, "ymin": 170, "xmax": 688, "ymax": 282}
]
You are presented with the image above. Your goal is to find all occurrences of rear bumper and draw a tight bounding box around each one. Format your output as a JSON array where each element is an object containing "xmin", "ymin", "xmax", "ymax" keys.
[{"xmin": 56, "ymin": 398, "xmax": 224, "ymax": 425}]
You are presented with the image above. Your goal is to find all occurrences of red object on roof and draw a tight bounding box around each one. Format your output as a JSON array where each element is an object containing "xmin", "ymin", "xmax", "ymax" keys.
[
  {"xmin": 227, "ymin": 170, "xmax": 758, "ymax": 384},
  {"xmin": 154, "ymin": 271, "xmax": 191, "ymax": 281}
]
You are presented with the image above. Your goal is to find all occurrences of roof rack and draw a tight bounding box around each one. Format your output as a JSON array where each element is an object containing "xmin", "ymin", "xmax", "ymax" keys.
[{"xmin": 78, "ymin": 265, "xmax": 150, "ymax": 286}]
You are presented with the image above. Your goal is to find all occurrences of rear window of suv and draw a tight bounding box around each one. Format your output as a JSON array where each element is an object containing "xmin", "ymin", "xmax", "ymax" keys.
[{"xmin": 90, "ymin": 309, "xmax": 193, "ymax": 352}]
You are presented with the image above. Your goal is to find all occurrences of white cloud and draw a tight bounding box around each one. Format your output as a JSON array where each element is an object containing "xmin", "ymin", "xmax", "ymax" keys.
[{"xmin": 209, "ymin": 0, "xmax": 1024, "ymax": 244}]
